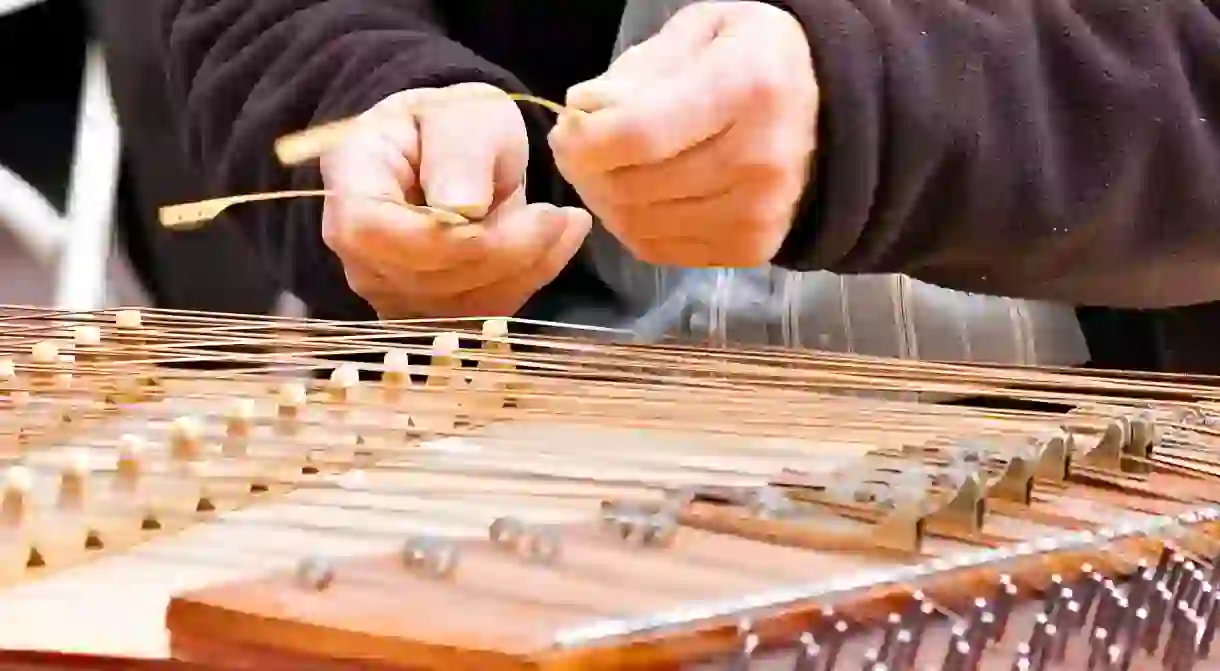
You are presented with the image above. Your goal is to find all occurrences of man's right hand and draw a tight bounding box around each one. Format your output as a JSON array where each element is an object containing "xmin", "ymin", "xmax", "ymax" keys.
[{"xmin": 319, "ymin": 83, "xmax": 592, "ymax": 318}]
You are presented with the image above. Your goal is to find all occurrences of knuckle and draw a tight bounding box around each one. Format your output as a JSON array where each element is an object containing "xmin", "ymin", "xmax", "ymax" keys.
[
  {"xmin": 446, "ymin": 81, "xmax": 508, "ymax": 101},
  {"xmin": 370, "ymin": 89, "xmax": 432, "ymax": 123},
  {"xmin": 614, "ymin": 118, "xmax": 665, "ymax": 163},
  {"xmin": 320, "ymin": 203, "xmax": 346, "ymax": 253},
  {"xmin": 740, "ymin": 199, "xmax": 785, "ymax": 232},
  {"xmin": 330, "ymin": 208, "xmax": 383, "ymax": 253},
  {"xmin": 741, "ymin": 70, "xmax": 787, "ymax": 111},
  {"xmin": 319, "ymin": 118, "xmax": 384, "ymax": 182},
  {"xmin": 735, "ymin": 157, "xmax": 789, "ymax": 188},
  {"xmin": 428, "ymin": 83, "xmax": 516, "ymax": 120}
]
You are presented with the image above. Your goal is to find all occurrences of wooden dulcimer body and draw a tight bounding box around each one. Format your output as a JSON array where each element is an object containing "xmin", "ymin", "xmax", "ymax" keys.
[{"xmin": 0, "ymin": 306, "xmax": 1217, "ymax": 669}]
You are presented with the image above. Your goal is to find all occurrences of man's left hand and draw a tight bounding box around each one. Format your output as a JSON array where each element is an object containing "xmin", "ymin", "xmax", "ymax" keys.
[{"xmin": 549, "ymin": 1, "xmax": 818, "ymax": 268}]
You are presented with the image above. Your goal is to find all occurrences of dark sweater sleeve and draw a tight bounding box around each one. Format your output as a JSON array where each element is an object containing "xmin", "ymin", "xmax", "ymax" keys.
[
  {"xmin": 766, "ymin": 0, "xmax": 1220, "ymax": 309},
  {"xmin": 160, "ymin": 0, "xmax": 551, "ymax": 320}
]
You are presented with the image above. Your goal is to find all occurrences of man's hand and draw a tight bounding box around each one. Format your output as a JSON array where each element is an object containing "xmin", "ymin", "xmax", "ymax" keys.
[
  {"xmin": 549, "ymin": 1, "xmax": 818, "ymax": 268},
  {"xmin": 320, "ymin": 83, "xmax": 592, "ymax": 318}
]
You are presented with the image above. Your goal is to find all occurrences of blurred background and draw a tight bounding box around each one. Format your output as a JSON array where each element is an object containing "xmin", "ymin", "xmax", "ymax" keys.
[{"xmin": 0, "ymin": 0, "xmax": 289, "ymax": 315}]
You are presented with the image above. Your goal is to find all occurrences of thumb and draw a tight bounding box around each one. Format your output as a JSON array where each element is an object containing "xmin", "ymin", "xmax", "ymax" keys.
[
  {"xmin": 418, "ymin": 84, "xmax": 529, "ymax": 220},
  {"xmin": 566, "ymin": 4, "xmax": 723, "ymax": 112}
]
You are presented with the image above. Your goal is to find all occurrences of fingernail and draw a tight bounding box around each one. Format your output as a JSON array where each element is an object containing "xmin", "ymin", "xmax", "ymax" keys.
[
  {"xmin": 427, "ymin": 188, "xmax": 490, "ymax": 220},
  {"xmin": 558, "ymin": 206, "xmax": 593, "ymax": 229},
  {"xmin": 566, "ymin": 79, "xmax": 626, "ymax": 112}
]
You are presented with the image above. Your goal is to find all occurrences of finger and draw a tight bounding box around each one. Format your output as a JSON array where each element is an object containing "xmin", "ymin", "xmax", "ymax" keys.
[
  {"xmin": 322, "ymin": 194, "xmax": 489, "ymax": 273},
  {"xmin": 619, "ymin": 237, "xmax": 723, "ymax": 268},
  {"xmin": 340, "ymin": 259, "xmax": 405, "ymax": 317},
  {"xmin": 449, "ymin": 206, "xmax": 593, "ymax": 315},
  {"xmin": 602, "ymin": 188, "xmax": 792, "ymax": 267},
  {"xmin": 319, "ymin": 97, "xmax": 422, "ymax": 203},
  {"xmin": 379, "ymin": 198, "xmax": 572, "ymax": 296},
  {"xmin": 319, "ymin": 93, "xmax": 438, "ymax": 268},
  {"xmin": 477, "ymin": 201, "xmax": 585, "ymax": 274},
  {"xmin": 565, "ymin": 4, "xmax": 722, "ymax": 112},
  {"xmin": 550, "ymin": 38, "xmax": 746, "ymax": 172},
  {"xmin": 417, "ymin": 83, "xmax": 529, "ymax": 220},
  {"xmin": 577, "ymin": 129, "xmax": 744, "ymax": 207}
]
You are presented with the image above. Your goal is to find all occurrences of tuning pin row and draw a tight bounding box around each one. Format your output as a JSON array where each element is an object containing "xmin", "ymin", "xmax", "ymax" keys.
[
  {"xmin": 734, "ymin": 562, "xmax": 1220, "ymax": 671},
  {"xmin": 295, "ymin": 535, "xmax": 461, "ymax": 592}
]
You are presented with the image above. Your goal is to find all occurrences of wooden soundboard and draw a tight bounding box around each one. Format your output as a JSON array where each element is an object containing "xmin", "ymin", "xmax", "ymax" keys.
[{"xmin": 1, "ymin": 306, "xmax": 1220, "ymax": 670}]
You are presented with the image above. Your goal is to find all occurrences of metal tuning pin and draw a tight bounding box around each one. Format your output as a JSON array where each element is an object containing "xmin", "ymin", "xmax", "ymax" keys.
[
  {"xmin": 1091, "ymin": 585, "xmax": 1123, "ymax": 645},
  {"xmin": 1142, "ymin": 584, "xmax": 1173, "ymax": 655},
  {"xmin": 818, "ymin": 614, "xmax": 849, "ymax": 671},
  {"xmin": 1011, "ymin": 642, "xmax": 1033, "ymax": 671},
  {"xmin": 939, "ymin": 634, "xmax": 972, "ymax": 671},
  {"xmin": 1076, "ymin": 568, "xmax": 1105, "ymax": 631},
  {"xmin": 488, "ymin": 516, "xmax": 561, "ymax": 565},
  {"xmin": 295, "ymin": 556, "xmax": 335, "ymax": 591},
  {"xmin": 886, "ymin": 629, "xmax": 917, "ymax": 671},
  {"xmin": 400, "ymin": 535, "xmax": 459, "ymax": 579},
  {"xmin": 873, "ymin": 607, "xmax": 921, "ymax": 671},
  {"xmin": 1198, "ymin": 583, "xmax": 1219, "ymax": 659},
  {"xmin": 488, "ymin": 516, "xmax": 526, "ymax": 550},
  {"xmin": 899, "ymin": 592, "xmax": 935, "ymax": 663},
  {"xmin": 876, "ymin": 612, "xmax": 902, "ymax": 663},
  {"xmin": 1116, "ymin": 607, "xmax": 1149, "ymax": 670},
  {"xmin": 1086, "ymin": 628, "xmax": 1110, "ymax": 671},
  {"xmin": 992, "ymin": 576, "xmax": 1019, "ymax": 643},
  {"xmin": 725, "ymin": 620, "xmax": 758, "ymax": 671},
  {"xmin": 1022, "ymin": 612, "xmax": 1054, "ymax": 671},
  {"xmin": 790, "ymin": 631, "xmax": 821, "ymax": 671},
  {"xmin": 1163, "ymin": 600, "xmax": 1201, "ymax": 669}
]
